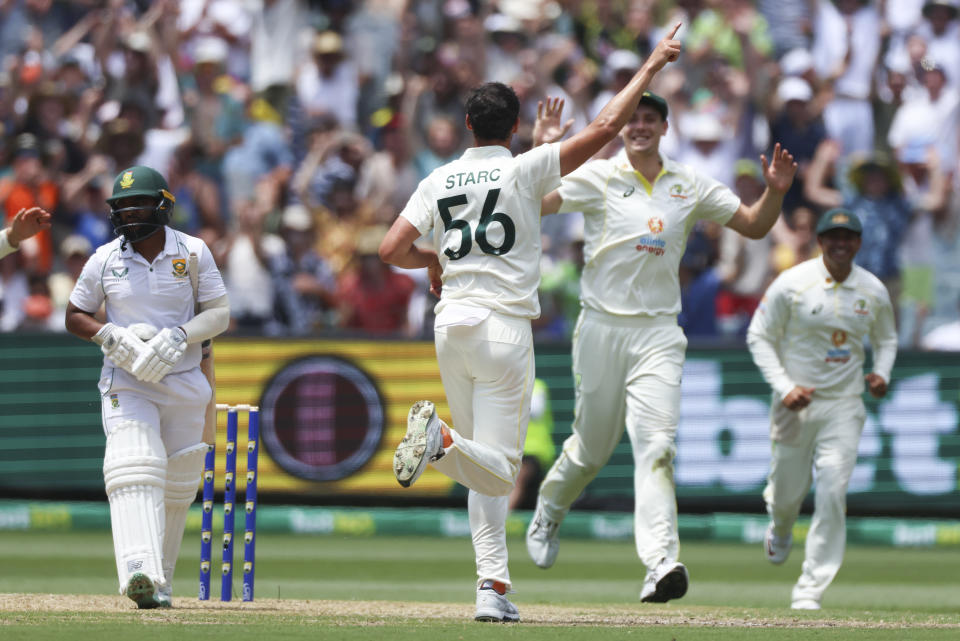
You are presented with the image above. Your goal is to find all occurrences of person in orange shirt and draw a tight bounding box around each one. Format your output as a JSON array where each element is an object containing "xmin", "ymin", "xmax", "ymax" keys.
[{"xmin": 0, "ymin": 134, "xmax": 59, "ymax": 273}]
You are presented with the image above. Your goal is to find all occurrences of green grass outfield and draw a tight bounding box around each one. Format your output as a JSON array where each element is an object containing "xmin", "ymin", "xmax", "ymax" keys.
[{"xmin": 2, "ymin": 530, "xmax": 959, "ymax": 639}]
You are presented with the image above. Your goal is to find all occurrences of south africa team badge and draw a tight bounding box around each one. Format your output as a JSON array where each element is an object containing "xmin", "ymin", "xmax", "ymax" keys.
[{"xmin": 172, "ymin": 258, "xmax": 187, "ymax": 278}]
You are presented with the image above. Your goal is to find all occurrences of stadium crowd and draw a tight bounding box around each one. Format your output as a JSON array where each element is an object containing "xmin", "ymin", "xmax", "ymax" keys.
[{"xmin": 0, "ymin": 0, "xmax": 957, "ymax": 349}]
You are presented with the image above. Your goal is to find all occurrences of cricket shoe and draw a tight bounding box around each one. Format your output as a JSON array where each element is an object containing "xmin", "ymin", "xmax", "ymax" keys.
[
  {"xmin": 791, "ymin": 598, "xmax": 821, "ymax": 610},
  {"xmin": 640, "ymin": 559, "xmax": 689, "ymax": 603},
  {"xmin": 764, "ymin": 523, "xmax": 792, "ymax": 565},
  {"xmin": 475, "ymin": 583, "xmax": 520, "ymax": 623},
  {"xmin": 526, "ymin": 504, "xmax": 560, "ymax": 569},
  {"xmin": 394, "ymin": 400, "xmax": 445, "ymax": 488},
  {"xmin": 125, "ymin": 572, "xmax": 161, "ymax": 609}
]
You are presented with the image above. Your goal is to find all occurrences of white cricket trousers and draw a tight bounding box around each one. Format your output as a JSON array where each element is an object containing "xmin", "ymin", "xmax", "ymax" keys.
[
  {"xmin": 538, "ymin": 309, "xmax": 687, "ymax": 571},
  {"xmin": 431, "ymin": 311, "xmax": 535, "ymax": 588},
  {"xmin": 763, "ymin": 394, "xmax": 865, "ymax": 604}
]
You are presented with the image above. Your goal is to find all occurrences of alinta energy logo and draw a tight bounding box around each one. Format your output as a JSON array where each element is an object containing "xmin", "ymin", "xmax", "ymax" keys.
[
  {"xmin": 259, "ymin": 355, "xmax": 385, "ymax": 481},
  {"xmin": 826, "ymin": 329, "xmax": 851, "ymax": 363}
]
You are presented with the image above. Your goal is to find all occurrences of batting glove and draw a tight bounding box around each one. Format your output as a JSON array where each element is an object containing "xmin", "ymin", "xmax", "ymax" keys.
[
  {"xmin": 93, "ymin": 323, "xmax": 151, "ymax": 373},
  {"xmin": 131, "ymin": 327, "xmax": 188, "ymax": 383}
]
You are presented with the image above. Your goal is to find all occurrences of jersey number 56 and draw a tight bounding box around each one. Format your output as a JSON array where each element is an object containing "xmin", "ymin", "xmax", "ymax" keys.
[{"xmin": 438, "ymin": 188, "xmax": 516, "ymax": 259}]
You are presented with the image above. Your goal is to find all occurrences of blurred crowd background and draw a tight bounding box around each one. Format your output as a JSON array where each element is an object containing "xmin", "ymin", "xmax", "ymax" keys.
[{"xmin": 0, "ymin": 0, "xmax": 957, "ymax": 350}]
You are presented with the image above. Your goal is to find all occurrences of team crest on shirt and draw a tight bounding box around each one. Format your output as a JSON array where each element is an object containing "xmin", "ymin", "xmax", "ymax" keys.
[
  {"xmin": 853, "ymin": 299, "xmax": 869, "ymax": 315},
  {"xmin": 831, "ymin": 330, "xmax": 847, "ymax": 347},
  {"xmin": 111, "ymin": 267, "xmax": 128, "ymax": 280},
  {"xmin": 110, "ymin": 393, "xmax": 119, "ymax": 409},
  {"xmin": 171, "ymin": 258, "xmax": 188, "ymax": 278},
  {"xmin": 119, "ymin": 171, "xmax": 135, "ymax": 189},
  {"xmin": 647, "ymin": 217, "xmax": 664, "ymax": 234},
  {"xmin": 669, "ymin": 183, "xmax": 688, "ymax": 199}
]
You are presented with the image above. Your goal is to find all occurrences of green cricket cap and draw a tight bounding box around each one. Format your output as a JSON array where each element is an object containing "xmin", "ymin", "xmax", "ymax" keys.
[
  {"xmin": 106, "ymin": 165, "xmax": 171, "ymax": 205},
  {"xmin": 816, "ymin": 208, "xmax": 862, "ymax": 235},
  {"xmin": 639, "ymin": 91, "xmax": 668, "ymax": 120}
]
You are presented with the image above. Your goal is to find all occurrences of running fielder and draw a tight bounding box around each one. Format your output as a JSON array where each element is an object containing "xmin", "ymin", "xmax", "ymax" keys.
[
  {"xmin": 747, "ymin": 209, "xmax": 896, "ymax": 610},
  {"xmin": 526, "ymin": 91, "xmax": 798, "ymax": 603}
]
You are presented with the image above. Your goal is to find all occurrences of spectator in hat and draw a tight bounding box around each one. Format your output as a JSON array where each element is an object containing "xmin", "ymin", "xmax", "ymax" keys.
[
  {"xmin": 337, "ymin": 225, "xmax": 415, "ymax": 334},
  {"xmin": 887, "ymin": 61, "xmax": 959, "ymax": 172},
  {"xmin": 589, "ymin": 49, "xmax": 642, "ymax": 120},
  {"xmin": 295, "ymin": 30, "xmax": 359, "ymax": 129},
  {"xmin": 768, "ymin": 76, "xmax": 828, "ymax": 211},
  {"xmin": 181, "ymin": 36, "xmax": 246, "ymax": 176},
  {"xmin": 269, "ymin": 204, "xmax": 337, "ymax": 335},
  {"xmin": 483, "ymin": 12, "xmax": 529, "ymax": 85},
  {"xmin": 915, "ymin": 0, "xmax": 960, "ymax": 89},
  {"xmin": 675, "ymin": 109, "xmax": 739, "ymax": 187},
  {"xmin": 805, "ymin": 140, "xmax": 912, "ymax": 290}
]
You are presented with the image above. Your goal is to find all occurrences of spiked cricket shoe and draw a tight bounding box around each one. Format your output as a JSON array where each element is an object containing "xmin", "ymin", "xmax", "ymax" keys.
[
  {"xmin": 526, "ymin": 504, "xmax": 560, "ymax": 569},
  {"xmin": 125, "ymin": 572, "xmax": 160, "ymax": 609},
  {"xmin": 764, "ymin": 523, "xmax": 792, "ymax": 565},
  {"xmin": 640, "ymin": 559, "xmax": 689, "ymax": 603},
  {"xmin": 475, "ymin": 586, "xmax": 520, "ymax": 622},
  {"xmin": 394, "ymin": 400, "xmax": 445, "ymax": 487}
]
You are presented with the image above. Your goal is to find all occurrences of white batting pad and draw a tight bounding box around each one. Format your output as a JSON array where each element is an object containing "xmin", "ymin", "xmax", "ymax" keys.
[
  {"xmin": 162, "ymin": 443, "xmax": 208, "ymax": 587},
  {"xmin": 103, "ymin": 420, "xmax": 167, "ymax": 593}
]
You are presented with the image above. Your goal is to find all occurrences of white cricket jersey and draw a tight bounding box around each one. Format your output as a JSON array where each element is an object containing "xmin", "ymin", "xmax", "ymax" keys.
[
  {"xmin": 69, "ymin": 227, "xmax": 227, "ymax": 373},
  {"xmin": 746, "ymin": 256, "xmax": 897, "ymax": 400},
  {"xmin": 400, "ymin": 143, "xmax": 561, "ymax": 319},
  {"xmin": 558, "ymin": 150, "xmax": 740, "ymax": 317}
]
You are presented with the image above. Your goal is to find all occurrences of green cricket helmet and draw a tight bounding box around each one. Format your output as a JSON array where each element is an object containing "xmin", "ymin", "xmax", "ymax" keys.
[{"xmin": 106, "ymin": 165, "xmax": 176, "ymax": 244}]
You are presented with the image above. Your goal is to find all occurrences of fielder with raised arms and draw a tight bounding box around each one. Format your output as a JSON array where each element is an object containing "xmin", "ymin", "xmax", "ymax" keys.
[
  {"xmin": 65, "ymin": 166, "xmax": 229, "ymax": 608},
  {"xmin": 526, "ymin": 85, "xmax": 798, "ymax": 603},
  {"xmin": 379, "ymin": 26, "xmax": 684, "ymax": 623}
]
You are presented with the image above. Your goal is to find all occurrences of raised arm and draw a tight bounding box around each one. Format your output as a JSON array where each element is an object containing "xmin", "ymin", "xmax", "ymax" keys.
[
  {"xmin": 557, "ymin": 24, "xmax": 683, "ymax": 176},
  {"xmin": 724, "ymin": 143, "xmax": 798, "ymax": 239}
]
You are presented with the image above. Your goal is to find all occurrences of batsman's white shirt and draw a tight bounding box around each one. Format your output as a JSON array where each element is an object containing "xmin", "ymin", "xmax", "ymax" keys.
[
  {"xmin": 69, "ymin": 227, "xmax": 227, "ymax": 375},
  {"xmin": 746, "ymin": 256, "xmax": 897, "ymax": 400},
  {"xmin": 557, "ymin": 149, "xmax": 740, "ymax": 316},
  {"xmin": 400, "ymin": 143, "xmax": 561, "ymax": 319}
]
